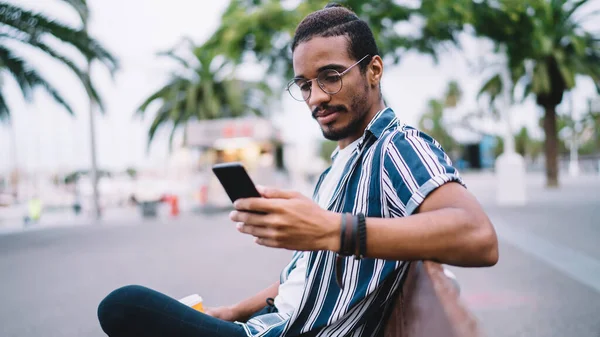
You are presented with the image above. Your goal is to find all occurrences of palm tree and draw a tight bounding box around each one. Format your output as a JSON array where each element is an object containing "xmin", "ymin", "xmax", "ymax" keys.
[
  {"xmin": 1, "ymin": 1, "xmax": 117, "ymax": 203},
  {"xmin": 418, "ymin": 81, "xmax": 461, "ymax": 155},
  {"xmin": 444, "ymin": 80, "xmax": 462, "ymax": 108},
  {"xmin": 418, "ymin": 99, "xmax": 459, "ymax": 156},
  {"xmin": 585, "ymin": 98, "xmax": 600, "ymax": 152},
  {"xmin": 0, "ymin": 0, "xmax": 118, "ymax": 120},
  {"xmin": 473, "ymin": 0, "xmax": 600, "ymax": 187},
  {"xmin": 136, "ymin": 44, "xmax": 272, "ymax": 148}
]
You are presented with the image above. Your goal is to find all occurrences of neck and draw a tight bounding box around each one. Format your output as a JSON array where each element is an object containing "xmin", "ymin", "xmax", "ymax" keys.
[{"xmin": 338, "ymin": 99, "xmax": 386, "ymax": 149}]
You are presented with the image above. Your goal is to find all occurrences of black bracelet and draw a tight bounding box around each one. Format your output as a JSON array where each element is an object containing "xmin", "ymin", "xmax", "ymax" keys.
[
  {"xmin": 339, "ymin": 214, "xmax": 354, "ymax": 256},
  {"xmin": 355, "ymin": 213, "xmax": 367, "ymax": 260},
  {"xmin": 351, "ymin": 214, "xmax": 359, "ymax": 259}
]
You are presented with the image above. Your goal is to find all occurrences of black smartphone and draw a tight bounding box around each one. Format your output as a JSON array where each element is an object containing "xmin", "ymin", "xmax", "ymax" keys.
[{"xmin": 212, "ymin": 162, "xmax": 262, "ymax": 203}]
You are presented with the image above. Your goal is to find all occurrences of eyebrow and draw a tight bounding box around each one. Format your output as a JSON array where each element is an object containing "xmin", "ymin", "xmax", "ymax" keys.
[{"xmin": 294, "ymin": 63, "xmax": 348, "ymax": 79}]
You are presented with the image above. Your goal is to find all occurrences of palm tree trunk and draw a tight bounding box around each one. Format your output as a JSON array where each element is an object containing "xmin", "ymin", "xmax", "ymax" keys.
[
  {"xmin": 8, "ymin": 119, "xmax": 18, "ymax": 200},
  {"xmin": 543, "ymin": 104, "xmax": 559, "ymax": 187},
  {"xmin": 84, "ymin": 20, "xmax": 101, "ymax": 219}
]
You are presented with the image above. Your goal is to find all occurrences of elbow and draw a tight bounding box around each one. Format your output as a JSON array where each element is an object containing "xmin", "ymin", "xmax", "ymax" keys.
[
  {"xmin": 480, "ymin": 237, "xmax": 499, "ymax": 267},
  {"xmin": 473, "ymin": 219, "xmax": 499, "ymax": 267}
]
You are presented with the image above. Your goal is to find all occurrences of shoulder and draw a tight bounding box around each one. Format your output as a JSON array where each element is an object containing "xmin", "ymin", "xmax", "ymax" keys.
[{"xmin": 377, "ymin": 123, "xmax": 446, "ymax": 156}]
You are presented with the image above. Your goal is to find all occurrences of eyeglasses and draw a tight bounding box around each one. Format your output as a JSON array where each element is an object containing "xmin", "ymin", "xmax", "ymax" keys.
[{"xmin": 286, "ymin": 54, "xmax": 371, "ymax": 102}]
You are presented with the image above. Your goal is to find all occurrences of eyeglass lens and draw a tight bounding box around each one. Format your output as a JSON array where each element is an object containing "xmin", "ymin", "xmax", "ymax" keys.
[{"xmin": 288, "ymin": 69, "xmax": 342, "ymax": 101}]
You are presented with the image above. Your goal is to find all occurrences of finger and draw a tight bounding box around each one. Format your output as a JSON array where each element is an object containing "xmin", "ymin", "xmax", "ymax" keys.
[
  {"xmin": 237, "ymin": 223, "xmax": 273, "ymax": 238},
  {"xmin": 230, "ymin": 210, "xmax": 264, "ymax": 224},
  {"xmin": 259, "ymin": 186, "xmax": 299, "ymax": 200},
  {"xmin": 255, "ymin": 237, "xmax": 281, "ymax": 248},
  {"xmin": 233, "ymin": 198, "xmax": 281, "ymax": 213}
]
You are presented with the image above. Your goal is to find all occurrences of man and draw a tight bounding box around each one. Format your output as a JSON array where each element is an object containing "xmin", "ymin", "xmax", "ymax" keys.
[{"xmin": 97, "ymin": 4, "xmax": 498, "ymax": 337}]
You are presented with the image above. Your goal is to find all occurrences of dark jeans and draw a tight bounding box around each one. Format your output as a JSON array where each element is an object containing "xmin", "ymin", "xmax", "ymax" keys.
[{"xmin": 98, "ymin": 285, "xmax": 276, "ymax": 337}]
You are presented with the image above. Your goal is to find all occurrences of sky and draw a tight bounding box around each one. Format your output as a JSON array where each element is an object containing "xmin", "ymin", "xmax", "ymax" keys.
[{"xmin": 1, "ymin": 0, "xmax": 599, "ymax": 175}]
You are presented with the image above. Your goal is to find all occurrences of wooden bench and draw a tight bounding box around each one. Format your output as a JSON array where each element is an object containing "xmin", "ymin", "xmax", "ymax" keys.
[{"xmin": 384, "ymin": 261, "xmax": 483, "ymax": 337}]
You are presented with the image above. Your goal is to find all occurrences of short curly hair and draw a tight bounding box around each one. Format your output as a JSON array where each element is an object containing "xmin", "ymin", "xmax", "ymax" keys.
[{"xmin": 291, "ymin": 3, "xmax": 380, "ymax": 72}]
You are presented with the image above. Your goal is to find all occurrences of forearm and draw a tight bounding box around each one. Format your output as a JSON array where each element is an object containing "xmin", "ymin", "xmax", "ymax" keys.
[
  {"xmin": 363, "ymin": 207, "xmax": 497, "ymax": 267},
  {"xmin": 231, "ymin": 282, "xmax": 279, "ymax": 322}
]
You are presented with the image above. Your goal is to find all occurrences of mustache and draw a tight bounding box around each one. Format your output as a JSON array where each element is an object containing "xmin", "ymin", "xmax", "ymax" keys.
[{"xmin": 312, "ymin": 104, "xmax": 347, "ymax": 119}]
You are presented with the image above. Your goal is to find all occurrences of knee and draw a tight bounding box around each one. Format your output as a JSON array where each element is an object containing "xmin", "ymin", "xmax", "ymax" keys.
[{"xmin": 97, "ymin": 285, "xmax": 148, "ymax": 335}]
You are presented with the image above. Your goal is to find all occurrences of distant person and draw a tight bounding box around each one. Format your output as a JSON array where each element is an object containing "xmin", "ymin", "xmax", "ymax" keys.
[
  {"xmin": 73, "ymin": 192, "xmax": 82, "ymax": 215},
  {"xmin": 24, "ymin": 195, "xmax": 42, "ymax": 225},
  {"xmin": 73, "ymin": 201, "xmax": 82, "ymax": 215},
  {"xmin": 97, "ymin": 3, "xmax": 498, "ymax": 337},
  {"xmin": 128, "ymin": 194, "xmax": 138, "ymax": 206}
]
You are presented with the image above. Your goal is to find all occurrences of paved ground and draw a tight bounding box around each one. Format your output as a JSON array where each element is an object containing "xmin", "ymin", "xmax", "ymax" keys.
[
  {"xmin": 449, "ymin": 173, "xmax": 600, "ymax": 337},
  {"xmin": 1, "ymin": 173, "xmax": 599, "ymax": 337}
]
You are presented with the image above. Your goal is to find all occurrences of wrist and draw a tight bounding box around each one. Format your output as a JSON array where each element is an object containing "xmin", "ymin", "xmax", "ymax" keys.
[
  {"xmin": 228, "ymin": 303, "xmax": 248, "ymax": 321},
  {"xmin": 324, "ymin": 211, "xmax": 342, "ymax": 252}
]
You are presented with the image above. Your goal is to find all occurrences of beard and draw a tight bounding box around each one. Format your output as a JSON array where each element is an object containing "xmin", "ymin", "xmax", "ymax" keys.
[{"xmin": 314, "ymin": 83, "xmax": 370, "ymax": 141}]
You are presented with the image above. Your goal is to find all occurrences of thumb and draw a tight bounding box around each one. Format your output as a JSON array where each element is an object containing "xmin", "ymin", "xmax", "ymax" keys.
[{"xmin": 257, "ymin": 185, "xmax": 299, "ymax": 199}]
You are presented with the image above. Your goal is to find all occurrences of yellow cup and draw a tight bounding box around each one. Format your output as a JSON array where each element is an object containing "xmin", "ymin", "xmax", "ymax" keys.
[{"xmin": 179, "ymin": 294, "xmax": 204, "ymax": 312}]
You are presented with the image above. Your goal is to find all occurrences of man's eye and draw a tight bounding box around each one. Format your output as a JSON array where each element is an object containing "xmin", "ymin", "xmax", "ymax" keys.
[
  {"xmin": 323, "ymin": 75, "xmax": 339, "ymax": 83},
  {"xmin": 299, "ymin": 82, "xmax": 311, "ymax": 92}
]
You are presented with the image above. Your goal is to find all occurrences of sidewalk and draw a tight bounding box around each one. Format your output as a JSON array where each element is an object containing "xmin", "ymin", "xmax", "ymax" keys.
[
  {"xmin": 0, "ymin": 204, "xmax": 173, "ymax": 235},
  {"xmin": 1, "ymin": 172, "xmax": 599, "ymax": 337},
  {"xmin": 448, "ymin": 171, "xmax": 600, "ymax": 337}
]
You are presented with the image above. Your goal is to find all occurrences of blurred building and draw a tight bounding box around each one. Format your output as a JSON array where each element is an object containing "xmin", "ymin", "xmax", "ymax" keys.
[
  {"xmin": 184, "ymin": 117, "xmax": 287, "ymax": 208},
  {"xmin": 459, "ymin": 135, "xmax": 498, "ymax": 171}
]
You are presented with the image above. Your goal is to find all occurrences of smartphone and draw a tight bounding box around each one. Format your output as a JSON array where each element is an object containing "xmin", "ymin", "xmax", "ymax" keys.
[{"xmin": 212, "ymin": 162, "xmax": 262, "ymax": 203}]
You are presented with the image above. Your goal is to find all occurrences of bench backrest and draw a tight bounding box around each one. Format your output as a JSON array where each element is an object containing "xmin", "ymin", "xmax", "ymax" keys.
[{"xmin": 383, "ymin": 261, "xmax": 483, "ymax": 337}]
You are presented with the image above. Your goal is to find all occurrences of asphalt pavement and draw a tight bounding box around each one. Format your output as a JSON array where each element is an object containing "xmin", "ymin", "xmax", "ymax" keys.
[
  {"xmin": 449, "ymin": 173, "xmax": 600, "ymax": 337},
  {"xmin": 0, "ymin": 172, "xmax": 599, "ymax": 337}
]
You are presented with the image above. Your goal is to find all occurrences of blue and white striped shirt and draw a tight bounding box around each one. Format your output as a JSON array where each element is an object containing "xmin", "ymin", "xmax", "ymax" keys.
[{"xmin": 239, "ymin": 107, "xmax": 463, "ymax": 337}]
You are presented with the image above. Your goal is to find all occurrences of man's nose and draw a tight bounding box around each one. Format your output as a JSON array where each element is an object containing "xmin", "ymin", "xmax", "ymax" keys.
[{"xmin": 307, "ymin": 80, "xmax": 331, "ymax": 108}]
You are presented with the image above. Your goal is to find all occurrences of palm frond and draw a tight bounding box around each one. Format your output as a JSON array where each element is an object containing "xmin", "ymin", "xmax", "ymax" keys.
[
  {"xmin": 0, "ymin": 33, "xmax": 105, "ymax": 110},
  {"xmin": 0, "ymin": 45, "xmax": 74, "ymax": 114},
  {"xmin": 168, "ymin": 113, "xmax": 188, "ymax": 152},
  {"xmin": 158, "ymin": 50, "xmax": 194, "ymax": 71},
  {"xmin": 137, "ymin": 45, "xmax": 274, "ymax": 147},
  {"xmin": 564, "ymin": 0, "xmax": 591, "ymax": 21},
  {"xmin": 555, "ymin": 58, "xmax": 576, "ymax": 89},
  {"xmin": 0, "ymin": 45, "xmax": 35, "ymax": 99},
  {"xmin": 184, "ymin": 83, "xmax": 198, "ymax": 118},
  {"xmin": 147, "ymin": 104, "xmax": 172, "ymax": 149},
  {"xmin": 477, "ymin": 73, "xmax": 503, "ymax": 105},
  {"xmin": 135, "ymin": 77, "xmax": 185, "ymax": 115},
  {"xmin": 0, "ymin": 91, "xmax": 9, "ymax": 121},
  {"xmin": 532, "ymin": 62, "xmax": 552, "ymax": 94},
  {"xmin": 0, "ymin": 3, "xmax": 118, "ymax": 72},
  {"xmin": 58, "ymin": 0, "xmax": 89, "ymax": 24},
  {"xmin": 444, "ymin": 80, "xmax": 462, "ymax": 108},
  {"xmin": 28, "ymin": 73, "xmax": 74, "ymax": 114}
]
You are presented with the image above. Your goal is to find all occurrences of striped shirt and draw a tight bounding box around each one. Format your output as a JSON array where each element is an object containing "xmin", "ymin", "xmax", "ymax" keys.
[{"xmin": 238, "ymin": 107, "xmax": 464, "ymax": 337}]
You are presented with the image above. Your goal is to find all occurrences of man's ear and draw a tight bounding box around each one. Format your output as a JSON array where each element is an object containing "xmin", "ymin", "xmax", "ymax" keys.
[{"xmin": 368, "ymin": 55, "xmax": 384, "ymax": 88}]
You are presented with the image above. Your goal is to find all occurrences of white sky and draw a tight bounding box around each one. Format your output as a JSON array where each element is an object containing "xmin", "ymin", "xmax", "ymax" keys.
[{"xmin": 1, "ymin": 0, "xmax": 599, "ymax": 175}]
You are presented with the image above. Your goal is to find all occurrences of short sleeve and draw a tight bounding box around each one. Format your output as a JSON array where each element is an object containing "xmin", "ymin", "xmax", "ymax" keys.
[{"xmin": 382, "ymin": 128, "xmax": 465, "ymax": 216}]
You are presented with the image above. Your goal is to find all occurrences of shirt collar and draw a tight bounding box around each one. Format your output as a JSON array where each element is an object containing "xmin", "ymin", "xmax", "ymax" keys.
[
  {"xmin": 364, "ymin": 107, "xmax": 397, "ymax": 139},
  {"xmin": 329, "ymin": 107, "xmax": 397, "ymax": 161},
  {"xmin": 329, "ymin": 135, "xmax": 362, "ymax": 161}
]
